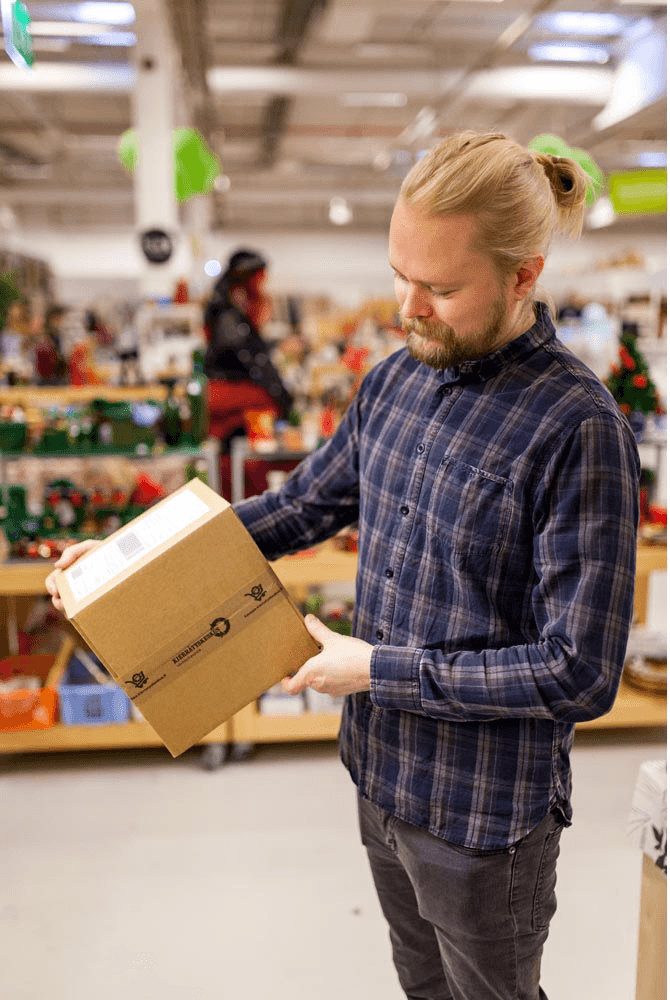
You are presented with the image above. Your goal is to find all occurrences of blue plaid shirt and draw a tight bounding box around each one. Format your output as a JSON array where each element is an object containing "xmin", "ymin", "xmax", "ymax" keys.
[{"xmin": 234, "ymin": 303, "xmax": 640, "ymax": 849}]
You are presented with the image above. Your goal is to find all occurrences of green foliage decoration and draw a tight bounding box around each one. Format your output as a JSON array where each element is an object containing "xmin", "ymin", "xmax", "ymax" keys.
[{"xmin": 117, "ymin": 127, "xmax": 221, "ymax": 203}]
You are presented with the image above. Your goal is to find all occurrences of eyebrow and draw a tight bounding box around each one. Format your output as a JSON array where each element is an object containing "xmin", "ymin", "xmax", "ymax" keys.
[{"xmin": 389, "ymin": 262, "xmax": 460, "ymax": 293}]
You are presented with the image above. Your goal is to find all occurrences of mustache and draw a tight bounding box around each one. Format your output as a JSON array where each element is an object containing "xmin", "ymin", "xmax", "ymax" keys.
[{"xmin": 401, "ymin": 318, "xmax": 454, "ymax": 340}]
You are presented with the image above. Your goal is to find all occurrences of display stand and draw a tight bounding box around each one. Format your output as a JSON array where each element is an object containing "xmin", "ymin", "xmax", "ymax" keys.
[
  {"xmin": 230, "ymin": 436, "xmax": 310, "ymax": 505},
  {"xmin": 0, "ymin": 543, "xmax": 665, "ymax": 763}
]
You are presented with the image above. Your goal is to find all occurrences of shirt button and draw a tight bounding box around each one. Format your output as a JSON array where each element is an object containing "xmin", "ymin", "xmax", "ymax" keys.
[
  {"xmin": 400, "ymin": 505, "xmax": 409, "ymax": 516},
  {"xmin": 442, "ymin": 386, "xmax": 452, "ymax": 396},
  {"xmin": 508, "ymin": 846, "xmax": 516, "ymax": 855},
  {"xmin": 376, "ymin": 629, "xmax": 384, "ymax": 641},
  {"xmin": 385, "ymin": 568, "xmax": 394, "ymax": 578},
  {"xmin": 416, "ymin": 443, "xmax": 425, "ymax": 454}
]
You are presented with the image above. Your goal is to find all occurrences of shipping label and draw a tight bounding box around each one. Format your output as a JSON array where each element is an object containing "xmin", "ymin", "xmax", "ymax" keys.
[{"xmin": 64, "ymin": 490, "xmax": 210, "ymax": 602}]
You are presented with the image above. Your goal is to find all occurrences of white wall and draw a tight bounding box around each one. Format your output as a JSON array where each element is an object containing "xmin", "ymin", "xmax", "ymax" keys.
[{"xmin": 6, "ymin": 223, "xmax": 667, "ymax": 308}]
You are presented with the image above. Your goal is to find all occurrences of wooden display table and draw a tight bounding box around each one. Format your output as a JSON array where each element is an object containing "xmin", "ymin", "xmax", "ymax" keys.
[{"xmin": 0, "ymin": 543, "xmax": 665, "ymax": 758}]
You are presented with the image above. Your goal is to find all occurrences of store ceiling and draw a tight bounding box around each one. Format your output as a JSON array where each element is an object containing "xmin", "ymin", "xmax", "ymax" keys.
[{"xmin": 0, "ymin": 0, "xmax": 666, "ymax": 233}]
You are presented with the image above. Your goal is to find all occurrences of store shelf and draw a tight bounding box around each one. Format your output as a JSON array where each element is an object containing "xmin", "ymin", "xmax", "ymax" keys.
[
  {"xmin": 0, "ymin": 542, "xmax": 664, "ymax": 758},
  {"xmin": 0, "ymin": 720, "xmax": 231, "ymax": 755},
  {"xmin": 0, "ymin": 439, "xmax": 220, "ymax": 496},
  {"xmin": 0, "ymin": 384, "xmax": 171, "ymax": 405},
  {"xmin": 230, "ymin": 702, "xmax": 341, "ymax": 744},
  {"xmin": 578, "ymin": 680, "xmax": 666, "ymax": 731}
]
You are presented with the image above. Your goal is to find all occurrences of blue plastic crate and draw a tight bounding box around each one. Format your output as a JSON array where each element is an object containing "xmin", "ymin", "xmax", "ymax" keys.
[{"xmin": 58, "ymin": 654, "xmax": 130, "ymax": 726}]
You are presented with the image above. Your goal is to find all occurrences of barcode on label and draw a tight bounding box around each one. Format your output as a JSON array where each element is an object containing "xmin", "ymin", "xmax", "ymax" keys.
[{"xmin": 116, "ymin": 531, "xmax": 144, "ymax": 561}]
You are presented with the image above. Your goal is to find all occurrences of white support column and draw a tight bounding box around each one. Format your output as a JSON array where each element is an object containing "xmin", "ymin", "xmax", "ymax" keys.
[
  {"xmin": 131, "ymin": 0, "xmax": 184, "ymax": 299},
  {"xmin": 184, "ymin": 194, "xmax": 214, "ymax": 300}
]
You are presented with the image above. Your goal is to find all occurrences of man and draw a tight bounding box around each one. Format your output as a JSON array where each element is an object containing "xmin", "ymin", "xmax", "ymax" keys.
[{"xmin": 48, "ymin": 132, "xmax": 639, "ymax": 1000}]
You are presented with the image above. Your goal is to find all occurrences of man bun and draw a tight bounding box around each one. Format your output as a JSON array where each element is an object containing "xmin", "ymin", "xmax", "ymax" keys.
[{"xmin": 531, "ymin": 152, "xmax": 590, "ymax": 238}]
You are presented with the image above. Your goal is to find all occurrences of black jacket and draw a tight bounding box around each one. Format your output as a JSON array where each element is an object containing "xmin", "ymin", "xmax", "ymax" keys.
[{"xmin": 204, "ymin": 304, "xmax": 293, "ymax": 417}]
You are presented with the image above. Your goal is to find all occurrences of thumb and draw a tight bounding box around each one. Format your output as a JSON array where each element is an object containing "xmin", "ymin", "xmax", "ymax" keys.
[{"xmin": 304, "ymin": 614, "xmax": 331, "ymax": 646}]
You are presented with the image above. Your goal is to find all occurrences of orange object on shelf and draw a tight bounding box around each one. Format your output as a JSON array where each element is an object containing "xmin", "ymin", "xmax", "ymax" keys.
[
  {"xmin": 243, "ymin": 409, "xmax": 276, "ymax": 449},
  {"xmin": 0, "ymin": 639, "xmax": 73, "ymax": 731}
]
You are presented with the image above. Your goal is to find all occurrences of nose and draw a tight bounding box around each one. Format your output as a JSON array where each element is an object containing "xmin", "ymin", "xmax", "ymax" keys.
[{"xmin": 400, "ymin": 282, "xmax": 433, "ymax": 320}]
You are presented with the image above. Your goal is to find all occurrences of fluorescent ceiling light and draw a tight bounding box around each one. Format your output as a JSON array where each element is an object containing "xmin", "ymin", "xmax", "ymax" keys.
[
  {"xmin": 339, "ymin": 92, "xmax": 407, "ymax": 107},
  {"xmin": 538, "ymin": 12, "xmax": 628, "ymax": 35},
  {"xmin": 30, "ymin": 19, "xmax": 127, "ymax": 34},
  {"xmin": 79, "ymin": 30, "xmax": 135, "ymax": 45},
  {"xmin": 528, "ymin": 43, "xmax": 610, "ymax": 63},
  {"xmin": 638, "ymin": 152, "xmax": 667, "ymax": 167},
  {"xmin": 72, "ymin": 2, "xmax": 135, "ymax": 24}
]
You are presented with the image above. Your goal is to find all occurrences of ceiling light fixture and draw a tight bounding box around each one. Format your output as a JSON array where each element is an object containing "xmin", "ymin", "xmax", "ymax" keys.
[
  {"xmin": 72, "ymin": 2, "xmax": 135, "ymax": 25},
  {"xmin": 78, "ymin": 30, "xmax": 135, "ymax": 45},
  {"xmin": 528, "ymin": 43, "xmax": 610, "ymax": 63},
  {"xmin": 538, "ymin": 12, "xmax": 629, "ymax": 35},
  {"xmin": 29, "ymin": 19, "xmax": 125, "ymax": 35},
  {"xmin": 638, "ymin": 152, "xmax": 667, "ymax": 167}
]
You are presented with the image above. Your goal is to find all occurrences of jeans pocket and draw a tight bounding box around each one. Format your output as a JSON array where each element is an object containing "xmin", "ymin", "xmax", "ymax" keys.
[{"xmin": 531, "ymin": 821, "xmax": 563, "ymax": 933}]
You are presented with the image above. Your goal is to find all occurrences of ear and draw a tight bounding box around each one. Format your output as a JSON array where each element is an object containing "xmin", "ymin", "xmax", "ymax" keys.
[{"xmin": 512, "ymin": 255, "xmax": 544, "ymax": 300}]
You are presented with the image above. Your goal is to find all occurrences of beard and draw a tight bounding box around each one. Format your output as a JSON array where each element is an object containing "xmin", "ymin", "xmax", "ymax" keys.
[{"xmin": 403, "ymin": 292, "xmax": 509, "ymax": 370}]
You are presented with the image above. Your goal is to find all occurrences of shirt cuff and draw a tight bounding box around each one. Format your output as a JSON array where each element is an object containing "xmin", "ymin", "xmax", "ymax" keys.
[{"xmin": 370, "ymin": 645, "xmax": 423, "ymax": 712}]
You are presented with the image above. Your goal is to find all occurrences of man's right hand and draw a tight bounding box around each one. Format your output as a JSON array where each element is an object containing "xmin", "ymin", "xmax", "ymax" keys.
[{"xmin": 45, "ymin": 539, "xmax": 101, "ymax": 613}]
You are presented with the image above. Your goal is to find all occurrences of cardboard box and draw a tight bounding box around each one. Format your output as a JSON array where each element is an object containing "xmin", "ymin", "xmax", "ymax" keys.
[{"xmin": 56, "ymin": 479, "xmax": 319, "ymax": 756}]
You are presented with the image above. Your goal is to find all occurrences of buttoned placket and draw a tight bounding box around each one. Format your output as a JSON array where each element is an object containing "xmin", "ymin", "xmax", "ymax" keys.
[{"xmin": 374, "ymin": 384, "xmax": 462, "ymax": 645}]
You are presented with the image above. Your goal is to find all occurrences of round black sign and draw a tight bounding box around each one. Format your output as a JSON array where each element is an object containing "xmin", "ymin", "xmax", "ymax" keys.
[{"xmin": 140, "ymin": 228, "xmax": 173, "ymax": 264}]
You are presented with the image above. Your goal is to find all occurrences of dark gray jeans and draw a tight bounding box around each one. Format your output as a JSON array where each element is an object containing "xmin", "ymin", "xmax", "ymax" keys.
[{"xmin": 358, "ymin": 796, "xmax": 564, "ymax": 1000}]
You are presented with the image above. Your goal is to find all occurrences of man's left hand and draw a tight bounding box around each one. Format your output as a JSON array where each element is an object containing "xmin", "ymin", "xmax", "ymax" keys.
[{"xmin": 282, "ymin": 614, "xmax": 373, "ymax": 697}]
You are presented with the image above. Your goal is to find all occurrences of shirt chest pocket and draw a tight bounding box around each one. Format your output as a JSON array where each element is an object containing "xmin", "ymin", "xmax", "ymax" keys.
[{"xmin": 425, "ymin": 458, "xmax": 514, "ymax": 557}]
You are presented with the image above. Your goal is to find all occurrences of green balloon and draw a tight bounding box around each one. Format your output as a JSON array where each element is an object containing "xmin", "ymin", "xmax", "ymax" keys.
[
  {"xmin": 566, "ymin": 146, "xmax": 604, "ymax": 205},
  {"xmin": 118, "ymin": 128, "xmax": 139, "ymax": 172},
  {"xmin": 528, "ymin": 134, "xmax": 603, "ymax": 206},
  {"xmin": 117, "ymin": 127, "xmax": 220, "ymax": 203},
  {"xmin": 528, "ymin": 134, "xmax": 571, "ymax": 158}
]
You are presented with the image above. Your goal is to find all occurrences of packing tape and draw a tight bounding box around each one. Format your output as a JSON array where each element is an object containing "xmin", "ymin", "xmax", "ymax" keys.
[{"xmin": 116, "ymin": 566, "xmax": 284, "ymax": 703}]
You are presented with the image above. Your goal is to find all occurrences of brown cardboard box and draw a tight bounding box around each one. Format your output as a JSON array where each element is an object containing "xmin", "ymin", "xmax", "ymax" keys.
[{"xmin": 56, "ymin": 478, "xmax": 319, "ymax": 756}]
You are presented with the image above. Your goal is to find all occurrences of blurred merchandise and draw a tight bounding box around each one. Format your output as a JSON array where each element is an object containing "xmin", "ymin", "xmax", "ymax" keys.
[
  {"xmin": 58, "ymin": 648, "xmax": 131, "ymax": 727},
  {"xmin": 0, "ymin": 637, "xmax": 72, "ymax": 731}
]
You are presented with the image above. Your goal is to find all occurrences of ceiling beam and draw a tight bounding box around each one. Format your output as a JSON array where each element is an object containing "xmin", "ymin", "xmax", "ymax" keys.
[{"xmin": 258, "ymin": 0, "xmax": 329, "ymax": 167}]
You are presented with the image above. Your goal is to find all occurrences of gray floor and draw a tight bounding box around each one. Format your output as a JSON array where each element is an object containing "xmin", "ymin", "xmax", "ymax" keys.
[{"xmin": 1, "ymin": 727, "xmax": 665, "ymax": 1000}]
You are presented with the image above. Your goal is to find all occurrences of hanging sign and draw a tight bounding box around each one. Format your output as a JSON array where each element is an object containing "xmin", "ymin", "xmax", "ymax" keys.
[
  {"xmin": 140, "ymin": 229, "xmax": 173, "ymax": 264},
  {"xmin": 608, "ymin": 169, "xmax": 667, "ymax": 215},
  {"xmin": 1, "ymin": 0, "xmax": 34, "ymax": 69}
]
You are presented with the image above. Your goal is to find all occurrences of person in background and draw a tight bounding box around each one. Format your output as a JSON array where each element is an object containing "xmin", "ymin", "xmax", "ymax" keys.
[
  {"xmin": 203, "ymin": 248, "xmax": 294, "ymax": 449},
  {"xmin": 46, "ymin": 132, "xmax": 640, "ymax": 1000},
  {"xmin": 34, "ymin": 304, "xmax": 69, "ymax": 385}
]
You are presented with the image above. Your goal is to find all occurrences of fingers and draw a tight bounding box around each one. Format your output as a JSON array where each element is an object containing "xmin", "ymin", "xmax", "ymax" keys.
[
  {"xmin": 281, "ymin": 656, "xmax": 322, "ymax": 695},
  {"xmin": 54, "ymin": 538, "xmax": 100, "ymax": 569},
  {"xmin": 45, "ymin": 538, "xmax": 100, "ymax": 613},
  {"xmin": 303, "ymin": 613, "xmax": 330, "ymax": 645}
]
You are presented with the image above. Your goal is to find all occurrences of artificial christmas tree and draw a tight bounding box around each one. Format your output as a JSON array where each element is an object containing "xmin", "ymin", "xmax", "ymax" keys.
[{"xmin": 606, "ymin": 332, "xmax": 662, "ymax": 437}]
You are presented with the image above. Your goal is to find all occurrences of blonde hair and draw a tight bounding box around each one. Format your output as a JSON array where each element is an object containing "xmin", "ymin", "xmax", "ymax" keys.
[{"xmin": 399, "ymin": 131, "xmax": 591, "ymax": 279}]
